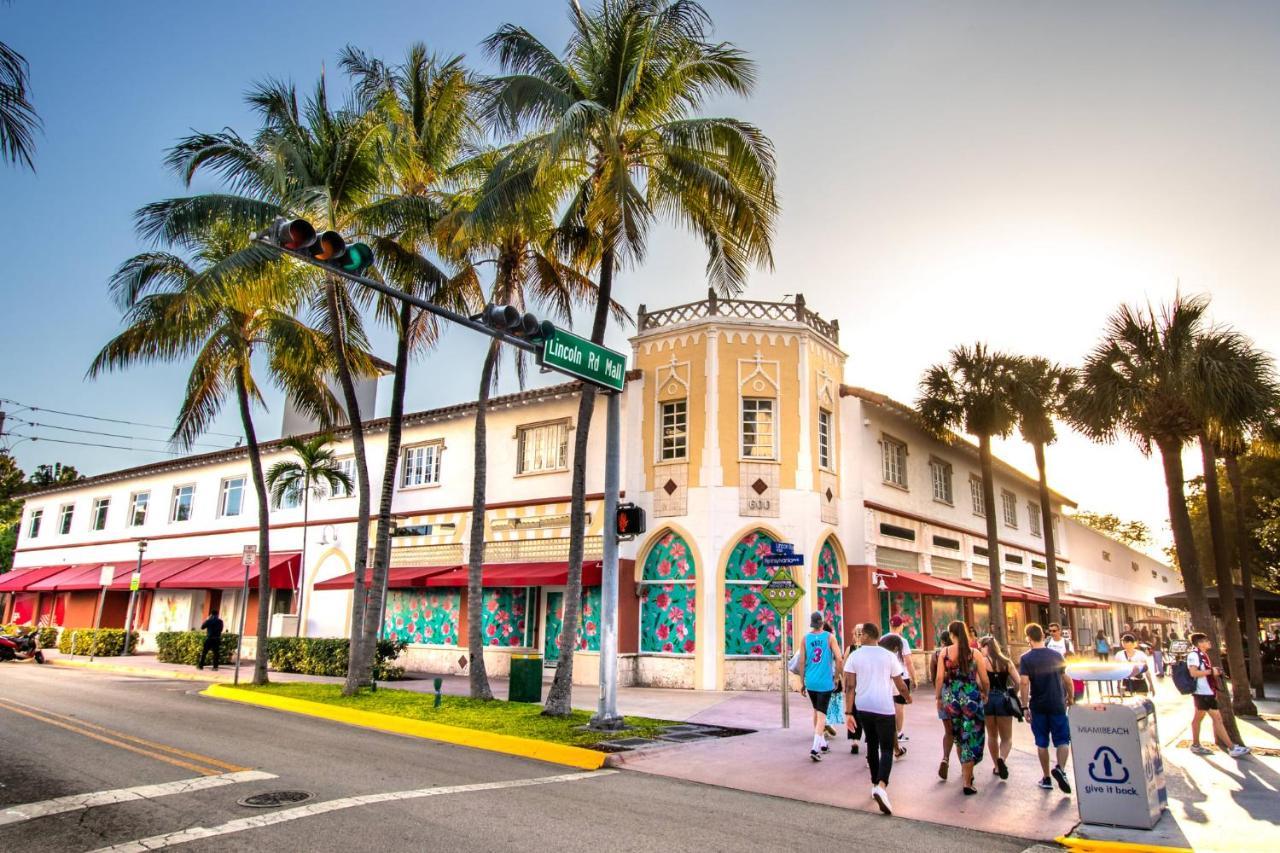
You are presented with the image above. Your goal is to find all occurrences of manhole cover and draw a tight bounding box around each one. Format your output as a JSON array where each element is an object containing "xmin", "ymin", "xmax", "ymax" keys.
[{"xmin": 238, "ymin": 791, "xmax": 315, "ymax": 808}]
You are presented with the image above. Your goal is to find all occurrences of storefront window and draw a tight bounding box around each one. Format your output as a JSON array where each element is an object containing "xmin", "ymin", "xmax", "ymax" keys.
[
  {"xmin": 971, "ymin": 601, "xmax": 992, "ymax": 639},
  {"xmin": 931, "ymin": 597, "xmax": 963, "ymax": 645},
  {"xmin": 816, "ymin": 540, "xmax": 843, "ymax": 639},
  {"xmin": 879, "ymin": 591, "xmax": 922, "ymax": 649},
  {"xmin": 481, "ymin": 588, "xmax": 535, "ymax": 648},
  {"xmin": 640, "ymin": 531, "xmax": 696, "ymax": 654},
  {"xmin": 544, "ymin": 587, "xmax": 601, "ymax": 661},
  {"xmin": 383, "ymin": 590, "xmax": 460, "ymax": 646},
  {"xmin": 724, "ymin": 531, "xmax": 785, "ymax": 656}
]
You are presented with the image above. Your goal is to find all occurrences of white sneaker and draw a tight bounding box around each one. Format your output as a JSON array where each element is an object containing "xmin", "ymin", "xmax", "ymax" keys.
[
  {"xmin": 872, "ymin": 786, "xmax": 892, "ymax": 815},
  {"xmin": 1229, "ymin": 745, "xmax": 1251, "ymax": 758}
]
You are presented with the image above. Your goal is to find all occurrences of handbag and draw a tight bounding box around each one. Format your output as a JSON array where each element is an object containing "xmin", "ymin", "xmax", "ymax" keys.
[{"xmin": 788, "ymin": 650, "xmax": 802, "ymax": 675}]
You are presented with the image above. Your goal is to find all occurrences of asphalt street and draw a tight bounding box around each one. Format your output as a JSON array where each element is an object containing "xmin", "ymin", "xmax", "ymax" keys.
[{"xmin": 0, "ymin": 665, "xmax": 1039, "ymax": 852}]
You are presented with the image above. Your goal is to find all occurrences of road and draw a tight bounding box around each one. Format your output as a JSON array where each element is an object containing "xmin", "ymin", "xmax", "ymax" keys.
[{"xmin": 0, "ymin": 665, "xmax": 1041, "ymax": 853}]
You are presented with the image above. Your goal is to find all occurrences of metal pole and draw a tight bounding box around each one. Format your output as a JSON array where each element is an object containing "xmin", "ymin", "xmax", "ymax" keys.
[
  {"xmin": 781, "ymin": 626, "xmax": 790, "ymax": 729},
  {"xmin": 89, "ymin": 586, "xmax": 106, "ymax": 662},
  {"xmin": 120, "ymin": 547, "xmax": 144, "ymax": 656},
  {"xmin": 591, "ymin": 391, "xmax": 622, "ymax": 729},
  {"xmin": 233, "ymin": 561, "xmax": 250, "ymax": 685}
]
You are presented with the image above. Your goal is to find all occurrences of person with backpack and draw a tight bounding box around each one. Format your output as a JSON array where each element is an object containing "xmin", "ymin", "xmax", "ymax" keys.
[
  {"xmin": 1184, "ymin": 632, "xmax": 1250, "ymax": 758},
  {"xmin": 798, "ymin": 610, "xmax": 843, "ymax": 762}
]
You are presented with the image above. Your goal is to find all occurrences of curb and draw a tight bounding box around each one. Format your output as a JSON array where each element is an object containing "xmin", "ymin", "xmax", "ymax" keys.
[
  {"xmin": 48, "ymin": 658, "xmax": 228, "ymax": 682},
  {"xmin": 201, "ymin": 684, "xmax": 608, "ymax": 771},
  {"xmin": 1056, "ymin": 836, "xmax": 1192, "ymax": 853}
]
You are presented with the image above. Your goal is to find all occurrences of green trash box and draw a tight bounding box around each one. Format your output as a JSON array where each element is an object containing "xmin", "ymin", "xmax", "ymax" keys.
[{"xmin": 509, "ymin": 654, "xmax": 543, "ymax": 703}]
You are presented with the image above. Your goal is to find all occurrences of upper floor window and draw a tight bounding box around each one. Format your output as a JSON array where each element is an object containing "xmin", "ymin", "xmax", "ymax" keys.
[
  {"xmin": 1001, "ymin": 490, "xmax": 1017, "ymax": 527},
  {"xmin": 881, "ymin": 435, "xmax": 907, "ymax": 487},
  {"xmin": 741, "ymin": 398, "xmax": 775, "ymax": 459},
  {"xmin": 517, "ymin": 421, "xmax": 568, "ymax": 475},
  {"xmin": 27, "ymin": 509, "xmax": 42, "ymax": 538},
  {"xmin": 170, "ymin": 485, "xmax": 195, "ymax": 523},
  {"xmin": 970, "ymin": 476, "xmax": 986, "ymax": 517},
  {"xmin": 58, "ymin": 503, "xmax": 74, "ymax": 535},
  {"xmin": 402, "ymin": 443, "xmax": 442, "ymax": 487},
  {"xmin": 930, "ymin": 458, "xmax": 953, "ymax": 504},
  {"xmin": 91, "ymin": 497, "xmax": 110, "ymax": 531},
  {"xmin": 329, "ymin": 457, "xmax": 356, "ymax": 499},
  {"xmin": 817, "ymin": 408, "xmax": 833, "ymax": 470},
  {"xmin": 219, "ymin": 477, "xmax": 245, "ymax": 517},
  {"xmin": 1028, "ymin": 503, "xmax": 1042, "ymax": 537},
  {"xmin": 129, "ymin": 491, "xmax": 149, "ymax": 527},
  {"xmin": 660, "ymin": 400, "xmax": 688, "ymax": 461}
]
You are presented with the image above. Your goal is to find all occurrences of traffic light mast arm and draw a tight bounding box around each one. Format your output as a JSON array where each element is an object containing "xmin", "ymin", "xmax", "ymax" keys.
[{"xmin": 255, "ymin": 237, "xmax": 541, "ymax": 355}]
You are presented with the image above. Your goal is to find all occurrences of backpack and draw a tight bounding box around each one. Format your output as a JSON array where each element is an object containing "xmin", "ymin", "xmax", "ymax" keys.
[{"xmin": 1171, "ymin": 658, "xmax": 1197, "ymax": 695}]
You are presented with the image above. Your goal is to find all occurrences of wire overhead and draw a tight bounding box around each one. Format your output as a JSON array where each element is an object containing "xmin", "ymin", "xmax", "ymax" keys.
[{"xmin": 0, "ymin": 397, "xmax": 244, "ymax": 440}]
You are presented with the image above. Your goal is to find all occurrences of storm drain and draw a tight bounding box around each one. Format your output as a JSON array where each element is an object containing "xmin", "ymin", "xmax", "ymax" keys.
[{"xmin": 238, "ymin": 790, "xmax": 315, "ymax": 808}]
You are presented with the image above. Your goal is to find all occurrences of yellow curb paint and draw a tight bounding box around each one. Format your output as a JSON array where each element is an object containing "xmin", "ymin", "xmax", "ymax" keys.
[
  {"xmin": 202, "ymin": 684, "xmax": 608, "ymax": 771},
  {"xmin": 1056, "ymin": 836, "xmax": 1193, "ymax": 853},
  {"xmin": 49, "ymin": 658, "xmax": 226, "ymax": 682}
]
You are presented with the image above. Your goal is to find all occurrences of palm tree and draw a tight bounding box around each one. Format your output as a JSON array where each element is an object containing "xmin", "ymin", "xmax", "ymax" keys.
[
  {"xmin": 918, "ymin": 344, "xmax": 1021, "ymax": 645},
  {"xmin": 0, "ymin": 37, "xmax": 40, "ymax": 169},
  {"xmin": 481, "ymin": 0, "xmax": 779, "ymax": 715},
  {"xmin": 88, "ymin": 224, "xmax": 338, "ymax": 685},
  {"xmin": 1011, "ymin": 357, "xmax": 1077, "ymax": 626},
  {"xmin": 1072, "ymin": 295, "xmax": 1249, "ymax": 740},
  {"xmin": 265, "ymin": 434, "xmax": 353, "ymax": 637}
]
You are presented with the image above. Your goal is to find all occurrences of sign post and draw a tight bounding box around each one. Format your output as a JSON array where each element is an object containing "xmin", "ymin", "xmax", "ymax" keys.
[
  {"xmin": 89, "ymin": 565, "xmax": 115, "ymax": 662},
  {"xmin": 121, "ymin": 541, "xmax": 146, "ymax": 657},
  {"xmin": 233, "ymin": 545, "xmax": 257, "ymax": 685},
  {"xmin": 761, "ymin": 545, "xmax": 804, "ymax": 729}
]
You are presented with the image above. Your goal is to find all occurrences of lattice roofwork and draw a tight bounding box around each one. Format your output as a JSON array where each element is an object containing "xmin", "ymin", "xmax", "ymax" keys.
[{"xmin": 635, "ymin": 289, "xmax": 839, "ymax": 345}]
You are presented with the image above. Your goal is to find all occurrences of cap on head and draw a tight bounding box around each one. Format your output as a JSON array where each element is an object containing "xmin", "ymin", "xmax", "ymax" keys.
[
  {"xmin": 890, "ymin": 615, "xmax": 905, "ymax": 628},
  {"xmin": 810, "ymin": 610, "xmax": 824, "ymax": 629}
]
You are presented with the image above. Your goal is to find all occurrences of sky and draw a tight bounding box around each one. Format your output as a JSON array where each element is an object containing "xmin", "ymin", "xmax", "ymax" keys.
[{"xmin": 4, "ymin": 1, "xmax": 1280, "ymax": 557}]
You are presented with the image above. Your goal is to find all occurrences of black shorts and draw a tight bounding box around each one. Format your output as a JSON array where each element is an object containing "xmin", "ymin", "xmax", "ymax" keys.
[
  {"xmin": 1193, "ymin": 694, "xmax": 1219, "ymax": 711},
  {"xmin": 893, "ymin": 680, "xmax": 912, "ymax": 704},
  {"xmin": 808, "ymin": 689, "xmax": 833, "ymax": 713}
]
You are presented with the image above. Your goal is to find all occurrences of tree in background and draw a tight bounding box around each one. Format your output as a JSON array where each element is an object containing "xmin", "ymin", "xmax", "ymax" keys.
[
  {"xmin": 1069, "ymin": 510, "xmax": 1154, "ymax": 549},
  {"xmin": 0, "ymin": 452, "xmax": 26, "ymax": 573},
  {"xmin": 28, "ymin": 463, "xmax": 83, "ymax": 487}
]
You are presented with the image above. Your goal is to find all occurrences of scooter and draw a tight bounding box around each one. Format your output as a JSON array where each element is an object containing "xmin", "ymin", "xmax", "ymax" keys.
[{"xmin": 0, "ymin": 628, "xmax": 45, "ymax": 663}]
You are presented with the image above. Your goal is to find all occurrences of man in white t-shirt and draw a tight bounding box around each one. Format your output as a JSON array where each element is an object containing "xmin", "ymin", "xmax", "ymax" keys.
[
  {"xmin": 1113, "ymin": 633, "xmax": 1153, "ymax": 695},
  {"xmin": 1186, "ymin": 632, "xmax": 1249, "ymax": 757},
  {"xmin": 844, "ymin": 622, "xmax": 912, "ymax": 816},
  {"xmin": 1045, "ymin": 623, "xmax": 1073, "ymax": 656}
]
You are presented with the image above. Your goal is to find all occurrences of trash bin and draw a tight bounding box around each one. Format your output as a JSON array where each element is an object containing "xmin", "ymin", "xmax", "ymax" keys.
[
  {"xmin": 1068, "ymin": 696, "xmax": 1167, "ymax": 829},
  {"xmin": 509, "ymin": 654, "xmax": 543, "ymax": 703}
]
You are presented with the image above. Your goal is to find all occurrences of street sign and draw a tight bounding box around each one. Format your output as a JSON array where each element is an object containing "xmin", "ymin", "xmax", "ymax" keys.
[
  {"xmin": 242, "ymin": 545, "xmax": 257, "ymax": 566},
  {"xmin": 762, "ymin": 554, "xmax": 803, "ymax": 567},
  {"xmin": 771, "ymin": 542, "xmax": 794, "ymax": 555},
  {"xmin": 99, "ymin": 565, "xmax": 115, "ymax": 587},
  {"xmin": 129, "ymin": 572, "xmax": 141, "ymax": 592},
  {"xmin": 761, "ymin": 568, "xmax": 804, "ymax": 615},
  {"xmin": 540, "ymin": 327, "xmax": 626, "ymax": 392}
]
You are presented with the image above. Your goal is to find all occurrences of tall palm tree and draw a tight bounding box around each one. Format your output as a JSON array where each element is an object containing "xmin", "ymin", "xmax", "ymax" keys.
[
  {"xmin": 1072, "ymin": 295, "xmax": 1248, "ymax": 741},
  {"xmin": 1011, "ymin": 357, "xmax": 1077, "ymax": 626},
  {"xmin": 265, "ymin": 434, "xmax": 353, "ymax": 637},
  {"xmin": 0, "ymin": 37, "xmax": 39, "ymax": 169},
  {"xmin": 88, "ymin": 224, "xmax": 338, "ymax": 685},
  {"xmin": 481, "ymin": 0, "xmax": 778, "ymax": 715},
  {"xmin": 918, "ymin": 344, "xmax": 1021, "ymax": 645}
]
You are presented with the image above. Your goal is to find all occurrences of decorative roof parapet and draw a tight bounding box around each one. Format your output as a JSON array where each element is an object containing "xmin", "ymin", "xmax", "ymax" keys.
[{"xmin": 636, "ymin": 289, "xmax": 839, "ymax": 344}]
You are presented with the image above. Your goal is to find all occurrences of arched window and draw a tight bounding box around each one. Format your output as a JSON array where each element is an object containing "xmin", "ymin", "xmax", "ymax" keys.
[
  {"xmin": 816, "ymin": 539, "xmax": 843, "ymax": 639},
  {"xmin": 724, "ymin": 530, "xmax": 785, "ymax": 657},
  {"xmin": 640, "ymin": 531, "xmax": 696, "ymax": 654}
]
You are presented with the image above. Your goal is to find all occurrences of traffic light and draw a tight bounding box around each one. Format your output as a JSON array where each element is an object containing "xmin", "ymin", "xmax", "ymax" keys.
[
  {"xmin": 616, "ymin": 503, "xmax": 646, "ymax": 538},
  {"xmin": 261, "ymin": 218, "xmax": 374, "ymax": 276},
  {"xmin": 480, "ymin": 304, "xmax": 555, "ymax": 343}
]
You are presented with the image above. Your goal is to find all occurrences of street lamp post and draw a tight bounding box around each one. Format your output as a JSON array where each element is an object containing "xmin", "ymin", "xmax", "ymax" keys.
[{"xmin": 120, "ymin": 539, "xmax": 146, "ymax": 656}]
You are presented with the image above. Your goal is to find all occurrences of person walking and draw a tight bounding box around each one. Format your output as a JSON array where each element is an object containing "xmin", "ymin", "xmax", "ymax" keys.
[
  {"xmin": 936, "ymin": 620, "xmax": 989, "ymax": 795},
  {"xmin": 845, "ymin": 638, "xmax": 863, "ymax": 754},
  {"xmin": 980, "ymin": 635, "xmax": 1018, "ymax": 781},
  {"xmin": 884, "ymin": 615, "xmax": 915, "ymax": 746},
  {"xmin": 1018, "ymin": 623, "xmax": 1073, "ymax": 794},
  {"xmin": 822, "ymin": 621, "xmax": 844, "ymax": 740},
  {"xmin": 1187, "ymin": 631, "xmax": 1250, "ymax": 757},
  {"xmin": 844, "ymin": 622, "xmax": 911, "ymax": 815},
  {"xmin": 878, "ymin": 634, "xmax": 911, "ymax": 758},
  {"xmin": 1093, "ymin": 632, "xmax": 1110, "ymax": 661},
  {"xmin": 932, "ymin": 632, "xmax": 955, "ymax": 780},
  {"xmin": 1045, "ymin": 623, "xmax": 1073, "ymax": 656},
  {"xmin": 798, "ymin": 610, "xmax": 843, "ymax": 762},
  {"xmin": 1114, "ymin": 633, "xmax": 1154, "ymax": 696},
  {"xmin": 197, "ymin": 609, "xmax": 224, "ymax": 671}
]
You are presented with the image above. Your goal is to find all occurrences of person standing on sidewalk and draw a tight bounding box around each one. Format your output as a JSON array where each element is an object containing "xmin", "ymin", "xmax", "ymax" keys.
[
  {"xmin": 936, "ymin": 620, "xmax": 989, "ymax": 795},
  {"xmin": 1187, "ymin": 631, "xmax": 1250, "ymax": 757},
  {"xmin": 932, "ymin": 631, "xmax": 955, "ymax": 780},
  {"xmin": 980, "ymin": 635, "xmax": 1018, "ymax": 781},
  {"xmin": 1018, "ymin": 623, "xmax": 1073, "ymax": 794},
  {"xmin": 878, "ymin": 633, "xmax": 910, "ymax": 758},
  {"xmin": 844, "ymin": 622, "xmax": 912, "ymax": 815},
  {"xmin": 1045, "ymin": 623, "xmax": 1073, "ymax": 656},
  {"xmin": 798, "ymin": 610, "xmax": 843, "ymax": 762},
  {"xmin": 884, "ymin": 615, "xmax": 915, "ymax": 748},
  {"xmin": 1114, "ymin": 633, "xmax": 1154, "ymax": 696},
  {"xmin": 197, "ymin": 609, "xmax": 223, "ymax": 671}
]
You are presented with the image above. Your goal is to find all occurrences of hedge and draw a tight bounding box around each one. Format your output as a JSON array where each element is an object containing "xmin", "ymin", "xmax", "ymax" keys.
[
  {"xmin": 1, "ymin": 625, "xmax": 59, "ymax": 648},
  {"xmin": 265, "ymin": 637, "xmax": 407, "ymax": 680},
  {"xmin": 155, "ymin": 630, "xmax": 239, "ymax": 666},
  {"xmin": 57, "ymin": 628, "xmax": 137, "ymax": 656}
]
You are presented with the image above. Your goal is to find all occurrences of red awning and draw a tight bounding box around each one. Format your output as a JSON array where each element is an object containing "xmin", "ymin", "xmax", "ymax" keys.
[
  {"xmin": 106, "ymin": 557, "xmax": 212, "ymax": 591},
  {"xmin": 424, "ymin": 561, "xmax": 604, "ymax": 588},
  {"xmin": 158, "ymin": 552, "xmax": 301, "ymax": 590},
  {"xmin": 314, "ymin": 566, "xmax": 458, "ymax": 591},
  {"xmin": 0, "ymin": 565, "xmax": 73, "ymax": 592},
  {"xmin": 879, "ymin": 568, "xmax": 983, "ymax": 599},
  {"xmin": 26, "ymin": 564, "xmax": 107, "ymax": 592},
  {"xmin": 1060, "ymin": 593, "xmax": 1108, "ymax": 610}
]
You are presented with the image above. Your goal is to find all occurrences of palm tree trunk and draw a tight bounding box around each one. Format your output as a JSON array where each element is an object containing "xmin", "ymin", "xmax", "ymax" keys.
[
  {"xmin": 544, "ymin": 245, "xmax": 614, "ymax": 717},
  {"xmin": 295, "ymin": 475, "xmax": 309, "ymax": 637},
  {"xmin": 1158, "ymin": 438, "xmax": 1242, "ymax": 745},
  {"xmin": 234, "ymin": 370, "xmax": 271, "ymax": 686},
  {"xmin": 1225, "ymin": 453, "xmax": 1265, "ymax": 700},
  {"xmin": 325, "ymin": 279, "xmax": 373, "ymax": 696},
  {"xmin": 1199, "ymin": 436, "xmax": 1256, "ymax": 716},
  {"xmin": 979, "ymin": 433, "xmax": 1007, "ymax": 647},
  {"xmin": 366, "ymin": 302, "xmax": 413, "ymax": 663},
  {"xmin": 467, "ymin": 338, "xmax": 499, "ymax": 701},
  {"xmin": 1035, "ymin": 441, "xmax": 1062, "ymax": 628}
]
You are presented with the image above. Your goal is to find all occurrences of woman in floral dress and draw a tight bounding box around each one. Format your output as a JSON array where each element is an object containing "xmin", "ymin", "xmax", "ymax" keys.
[{"xmin": 934, "ymin": 620, "xmax": 990, "ymax": 795}]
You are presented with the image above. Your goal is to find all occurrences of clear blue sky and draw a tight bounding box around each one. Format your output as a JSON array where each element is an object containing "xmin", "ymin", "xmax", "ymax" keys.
[{"xmin": 4, "ymin": 1, "xmax": 1280, "ymax": 552}]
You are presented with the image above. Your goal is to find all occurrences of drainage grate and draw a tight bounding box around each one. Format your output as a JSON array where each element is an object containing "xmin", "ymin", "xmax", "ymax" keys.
[{"xmin": 238, "ymin": 790, "xmax": 315, "ymax": 808}]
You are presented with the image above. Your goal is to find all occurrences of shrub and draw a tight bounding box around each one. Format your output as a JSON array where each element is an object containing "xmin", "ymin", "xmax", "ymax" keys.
[
  {"xmin": 56, "ymin": 628, "xmax": 138, "ymax": 656},
  {"xmin": 0, "ymin": 624, "xmax": 58, "ymax": 648},
  {"xmin": 155, "ymin": 631, "xmax": 238, "ymax": 665},
  {"xmin": 265, "ymin": 637, "xmax": 407, "ymax": 680}
]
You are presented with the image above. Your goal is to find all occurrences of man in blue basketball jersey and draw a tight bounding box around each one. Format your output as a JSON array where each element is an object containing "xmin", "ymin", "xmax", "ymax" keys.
[{"xmin": 799, "ymin": 610, "xmax": 844, "ymax": 761}]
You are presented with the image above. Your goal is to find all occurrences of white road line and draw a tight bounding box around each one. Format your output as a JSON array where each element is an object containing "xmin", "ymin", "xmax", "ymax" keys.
[
  {"xmin": 0, "ymin": 770, "xmax": 277, "ymax": 827},
  {"xmin": 89, "ymin": 770, "xmax": 616, "ymax": 853}
]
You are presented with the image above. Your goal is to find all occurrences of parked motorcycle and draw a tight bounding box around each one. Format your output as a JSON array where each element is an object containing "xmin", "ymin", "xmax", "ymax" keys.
[{"xmin": 0, "ymin": 627, "xmax": 45, "ymax": 663}]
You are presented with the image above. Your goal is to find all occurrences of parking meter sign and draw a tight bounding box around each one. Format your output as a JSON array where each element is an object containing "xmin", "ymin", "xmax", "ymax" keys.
[
  {"xmin": 761, "ymin": 568, "xmax": 803, "ymax": 615},
  {"xmin": 129, "ymin": 572, "xmax": 141, "ymax": 592},
  {"xmin": 242, "ymin": 545, "xmax": 257, "ymax": 566}
]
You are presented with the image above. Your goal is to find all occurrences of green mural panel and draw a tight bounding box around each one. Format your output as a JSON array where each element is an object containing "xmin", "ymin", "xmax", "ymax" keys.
[
  {"xmin": 878, "ymin": 591, "xmax": 923, "ymax": 649},
  {"xmin": 481, "ymin": 587, "xmax": 533, "ymax": 648},
  {"xmin": 384, "ymin": 589, "xmax": 460, "ymax": 646}
]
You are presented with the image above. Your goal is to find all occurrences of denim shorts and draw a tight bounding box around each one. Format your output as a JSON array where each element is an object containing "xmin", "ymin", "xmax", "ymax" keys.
[{"xmin": 1030, "ymin": 712, "xmax": 1070, "ymax": 748}]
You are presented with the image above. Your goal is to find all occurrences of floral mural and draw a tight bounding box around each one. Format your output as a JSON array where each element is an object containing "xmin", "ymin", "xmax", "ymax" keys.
[
  {"xmin": 383, "ymin": 590, "xmax": 460, "ymax": 646},
  {"xmin": 724, "ymin": 531, "xmax": 786, "ymax": 657},
  {"xmin": 879, "ymin": 591, "xmax": 922, "ymax": 649},
  {"xmin": 816, "ymin": 539, "xmax": 843, "ymax": 638},
  {"xmin": 544, "ymin": 587, "xmax": 602, "ymax": 662},
  {"xmin": 640, "ymin": 531, "xmax": 696, "ymax": 654},
  {"xmin": 480, "ymin": 588, "xmax": 533, "ymax": 648},
  {"xmin": 931, "ymin": 596, "xmax": 964, "ymax": 645}
]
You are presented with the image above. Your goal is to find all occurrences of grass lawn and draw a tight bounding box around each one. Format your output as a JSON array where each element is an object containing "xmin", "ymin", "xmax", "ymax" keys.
[{"xmin": 236, "ymin": 683, "xmax": 679, "ymax": 748}]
